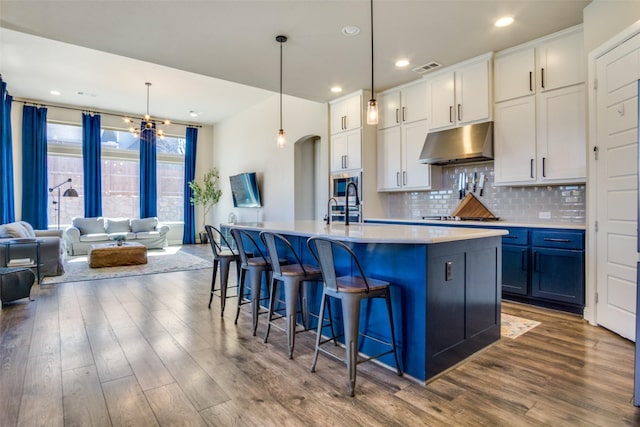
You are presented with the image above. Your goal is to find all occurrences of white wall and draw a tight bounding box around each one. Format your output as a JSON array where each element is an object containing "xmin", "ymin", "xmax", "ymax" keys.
[
  {"xmin": 212, "ymin": 93, "xmax": 328, "ymax": 226},
  {"xmin": 583, "ymin": 1, "xmax": 640, "ymax": 53}
]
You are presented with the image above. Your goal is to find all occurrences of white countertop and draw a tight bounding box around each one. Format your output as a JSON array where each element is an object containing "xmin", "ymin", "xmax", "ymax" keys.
[
  {"xmin": 366, "ymin": 218, "xmax": 586, "ymax": 230},
  {"xmin": 229, "ymin": 220, "xmax": 507, "ymax": 244}
]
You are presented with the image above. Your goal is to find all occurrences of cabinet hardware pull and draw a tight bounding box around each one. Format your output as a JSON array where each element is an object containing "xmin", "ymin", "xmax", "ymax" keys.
[
  {"xmin": 530, "ymin": 159, "xmax": 534, "ymax": 179},
  {"xmin": 402, "ymin": 106, "xmax": 406, "ymax": 122},
  {"xmin": 449, "ymin": 106, "xmax": 453, "ymax": 123},
  {"xmin": 542, "ymin": 157, "xmax": 546, "ymax": 177},
  {"xmin": 543, "ymin": 238, "xmax": 571, "ymax": 243},
  {"xmin": 396, "ymin": 108, "xmax": 400, "ymax": 124},
  {"xmin": 396, "ymin": 172, "xmax": 400, "ymax": 187},
  {"xmin": 503, "ymin": 235, "xmax": 518, "ymax": 239},
  {"xmin": 521, "ymin": 249, "xmax": 527, "ymax": 271},
  {"xmin": 344, "ymin": 155, "xmax": 348, "ymax": 169},
  {"xmin": 457, "ymin": 104, "xmax": 461, "ymax": 122},
  {"xmin": 529, "ymin": 71, "xmax": 533, "ymax": 92},
  {"xmin": 541, "ymin": 68, "xmax": 545, "ymax": 89},
  {"xmin": 403, "ymin": 171, "xmax": 407, "ymax": 186},
  {"xmin": 342, "ymin": 116, "xmax": 346, "ymax": 130}
]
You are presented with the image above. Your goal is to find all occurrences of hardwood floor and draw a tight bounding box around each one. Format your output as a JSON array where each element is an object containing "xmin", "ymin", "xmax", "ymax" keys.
[{"xmin": 1, "ymin": 244, "xmax": 640, "ymax": 426}]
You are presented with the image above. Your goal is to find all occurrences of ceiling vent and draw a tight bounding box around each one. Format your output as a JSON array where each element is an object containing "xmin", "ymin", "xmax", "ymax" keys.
[{"xmin": 412, "ymin": 61, "xmax": 442, "ymax": 75}]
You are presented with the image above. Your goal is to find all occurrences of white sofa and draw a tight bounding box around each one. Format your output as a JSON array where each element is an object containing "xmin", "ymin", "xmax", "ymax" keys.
[{"xmin": 64, "ymin": 217, "xmax": 170, "ymax": 255}]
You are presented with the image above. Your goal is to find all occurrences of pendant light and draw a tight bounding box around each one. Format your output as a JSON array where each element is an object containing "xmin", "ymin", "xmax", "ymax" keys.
[
  {"xmin": 276, "ymin": 35, "xmax": 288, "ymax": 148},
  {"xmin": 124, "ymin": 82, "xmax": 170, "ymax": 138},
  {"xmin": 366, "ymin": 0, "xmax": 378, "ymax": 125}
]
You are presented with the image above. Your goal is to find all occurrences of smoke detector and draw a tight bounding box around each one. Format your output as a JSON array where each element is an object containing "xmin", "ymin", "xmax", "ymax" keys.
[{"xmin": 412, "ymin": 61, "xmax": 442, "ymax": 75}]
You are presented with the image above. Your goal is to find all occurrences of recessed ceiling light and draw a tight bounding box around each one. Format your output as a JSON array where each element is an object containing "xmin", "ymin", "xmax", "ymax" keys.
[
  {"xmin": 395, "ymin": 59, "xmax": 410, "ymax": 68},
  {"xmin": 341, "ymin": 25, "xmax": 360, "ymax": 36},
  {"xmin": 189, "ymin": 110, "xmax": 199, "ymax": 118},
  {"xmin": 331, "ymin": 86, "xmax": 343, "ymax": 93},
  {"xmin": 495, "ymin": 16, "xmax": 514, "ymax": 27},
  {"xmin": 50, "ymin": 90, "xmax": 61, "ymax": 96}
]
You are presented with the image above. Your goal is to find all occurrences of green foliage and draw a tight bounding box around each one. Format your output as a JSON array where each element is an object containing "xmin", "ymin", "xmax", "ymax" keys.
[{"xmin": 188, "ymin": 167, "xmax": 222, "ymax": 231}]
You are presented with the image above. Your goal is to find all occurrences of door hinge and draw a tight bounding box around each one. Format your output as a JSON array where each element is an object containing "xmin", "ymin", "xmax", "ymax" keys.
[
  {"xmin": 593, "ymin": 78, "xmax": 598, "ymax": 91},
  {"xmin": 594, "ymin": 220, "xmax": 598, "ymax": 232},
  {"xmin": 595, "ymin": 292, "xmax": 599, "ymax": 304},
  {"xmin": 593, "ymin": 146, "xmax": 599, "ymax": 160}
]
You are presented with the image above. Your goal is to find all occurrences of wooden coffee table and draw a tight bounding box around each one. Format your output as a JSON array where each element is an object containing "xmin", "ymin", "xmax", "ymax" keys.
[{"xmin": 88, "ymin": 242, "xmax": 148, "ymax": 268}]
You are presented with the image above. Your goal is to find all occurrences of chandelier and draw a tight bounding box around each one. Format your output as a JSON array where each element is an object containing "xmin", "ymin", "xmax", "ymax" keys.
[{"xmin": 124, "ymin": 82, "xmax": 170, "ymax": 138}]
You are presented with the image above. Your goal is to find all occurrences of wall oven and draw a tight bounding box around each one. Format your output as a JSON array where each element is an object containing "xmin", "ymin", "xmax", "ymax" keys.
[{"xmin": 330, "ymin": 171, "xmax": 362, "ymax": 223}]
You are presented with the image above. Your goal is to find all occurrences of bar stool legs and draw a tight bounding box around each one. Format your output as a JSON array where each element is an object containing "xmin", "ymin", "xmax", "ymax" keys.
[{"xmin": 209, "ymin": 256, "xmax": 240, "ymax": 315}]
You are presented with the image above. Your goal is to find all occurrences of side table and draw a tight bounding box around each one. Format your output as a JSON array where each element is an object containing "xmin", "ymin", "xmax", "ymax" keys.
[
  {"xmin": 0, "ymin": 267, "xmax": 35, "ymax": 304},
  {"xmin": 1, "ymin": 239, "xmax": 42, "ymax": 283}
]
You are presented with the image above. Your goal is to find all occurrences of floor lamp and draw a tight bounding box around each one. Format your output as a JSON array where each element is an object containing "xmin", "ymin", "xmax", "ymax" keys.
[{"xmin": 49, "ymin": 178, "xmax": 79, "ymax": 230}]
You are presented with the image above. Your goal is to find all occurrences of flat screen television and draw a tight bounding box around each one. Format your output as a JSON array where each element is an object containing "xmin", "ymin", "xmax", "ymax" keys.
[{"xmin": 229, "ymin": 172, "xmax": 262, "ymax": 208}]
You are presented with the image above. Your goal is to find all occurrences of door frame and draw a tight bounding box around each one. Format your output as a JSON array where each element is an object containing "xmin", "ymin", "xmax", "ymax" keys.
[{"xmin": 587, "ymin": 20, "xmax": 640, "ymax": 326}]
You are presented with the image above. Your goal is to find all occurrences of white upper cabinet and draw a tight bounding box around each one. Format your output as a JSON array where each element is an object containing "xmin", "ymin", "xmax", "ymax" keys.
[
  {"xmin": 427, "ymin": 53, "xmax": 493, "ymax": 131},
  {"xmin": 494, "ymin": 26, "xmax": 585, "ymax": 103},
  {"xmin": 537, "ymin": 30, "xmax": 585, "ymax": 93},
  {"xmin": 331, "ymin": 128, "xmax": 362, "ymax": 172},
  {"xmin": 494, "ymin": 25, "xmax": 586, "ymax": 186},
  {"xmin": 330, "ymin": 93, "xmax": 362, "ymax": 134},
  {"xmin": 377, "ymin": 120, "xmax": 440, "ymax": 191},
  {"xmin": 378, "ymin": 80, "xmax": 428, "ymax": 129}
]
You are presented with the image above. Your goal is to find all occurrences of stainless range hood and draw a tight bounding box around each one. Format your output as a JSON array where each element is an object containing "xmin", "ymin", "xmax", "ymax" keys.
[{"xmin": 418, "ymin": 121, "xmax": 493, "ymax": 165}]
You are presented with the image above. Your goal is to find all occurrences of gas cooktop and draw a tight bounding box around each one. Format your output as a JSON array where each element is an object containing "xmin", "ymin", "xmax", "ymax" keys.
[{"xmin": 421, "ymin": 216, "xmax": 501, "ymax": 222}]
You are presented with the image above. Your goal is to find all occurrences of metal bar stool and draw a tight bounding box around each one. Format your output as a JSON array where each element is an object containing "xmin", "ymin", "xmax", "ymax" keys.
[
  {"xmin": 307, "ymin": 236, "xmax": 402, "ymax": 397},
  {"xmin": 260, "ymin": 231, "xmax": 323, "ymax": 359},
  {"xmin": 232, "ymin": 228, "xmax": 285, "ymax": 336},
  {"xmin": 204, "ymin": 225, "xmax": 240, "ymax": 316}
]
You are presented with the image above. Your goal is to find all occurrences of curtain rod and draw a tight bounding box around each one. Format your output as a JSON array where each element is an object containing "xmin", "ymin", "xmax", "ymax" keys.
[{"xmin": 12, "ymin": 97, "xmax": 202, "ymax": 129}]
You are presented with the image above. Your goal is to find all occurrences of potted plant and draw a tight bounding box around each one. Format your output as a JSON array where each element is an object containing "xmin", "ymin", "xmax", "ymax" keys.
[
  {"xmin": 188, "ymin": 167, "xmax": 222, "ymax": 244},
  {"xmin": 112, "ymin": 235, "xmax": 126, "ymax": 246}
]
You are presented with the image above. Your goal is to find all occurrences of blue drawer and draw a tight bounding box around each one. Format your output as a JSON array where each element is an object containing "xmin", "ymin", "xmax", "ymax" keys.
[
  {"xmin": 531, "ymin": 230, "xmax": 584, "ymax": 250},
  {"xmin": 501, "ymin": 228, "xmax": 528, "ymax": 246}
]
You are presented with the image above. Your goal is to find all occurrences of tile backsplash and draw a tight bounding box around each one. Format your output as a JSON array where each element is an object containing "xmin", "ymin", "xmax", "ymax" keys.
[{"xmin": 384, "ymin": 162, "xmax": 585, "ymax": 224}]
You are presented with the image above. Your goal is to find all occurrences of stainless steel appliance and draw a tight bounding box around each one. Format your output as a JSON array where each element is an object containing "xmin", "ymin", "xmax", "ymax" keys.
[
  {"xmin": 419, "ymin": 121, "xmax": 494, "ymax": 165},
  {"xmin": 330, "ymin": 171, "xmax": 362, "ymax": 223}
]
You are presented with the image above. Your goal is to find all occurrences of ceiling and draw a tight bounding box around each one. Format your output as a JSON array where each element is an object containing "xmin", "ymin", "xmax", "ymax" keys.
[{"xmin": 0, "ymin": 0, "xmax": 590, "ymax": 126}]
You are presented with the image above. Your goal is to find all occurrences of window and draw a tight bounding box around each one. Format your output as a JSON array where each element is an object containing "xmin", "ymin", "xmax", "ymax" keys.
[{"xmin": 47, "ymin": 122, "xmax": 186, "ymax": 228}]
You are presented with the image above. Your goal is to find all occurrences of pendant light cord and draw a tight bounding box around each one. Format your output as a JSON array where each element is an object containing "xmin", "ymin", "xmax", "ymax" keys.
[
  {"xmin": 370, "ymin": 0, "xmax": 374, "ymax": 96},
  {"xmin": 280, "ymin": 41, "xmax": 283, "ymax": 129}
]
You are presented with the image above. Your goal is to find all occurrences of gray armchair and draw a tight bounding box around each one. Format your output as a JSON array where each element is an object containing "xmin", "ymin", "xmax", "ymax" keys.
[{"xmin": 0, "ymin": 221, "xmax": 65, "ymax": 277}]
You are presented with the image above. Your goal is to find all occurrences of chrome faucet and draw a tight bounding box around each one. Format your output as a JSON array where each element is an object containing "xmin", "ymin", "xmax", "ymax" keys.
[
  {"xmin": 326, "ymin": 197, "xmax": 338, "ymax": 225},
  {"xmin": 344, "ymin": 182, "xmax": 360, "ymax": 226}
]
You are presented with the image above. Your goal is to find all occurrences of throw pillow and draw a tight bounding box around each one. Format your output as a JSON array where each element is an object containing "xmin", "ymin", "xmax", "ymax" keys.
[
  {"xmin": 3, "ymin": 222, "xmax": 29, "ymax": 238},
  {"xmin": 18, "ymin": 221, "xmax": 36, "ymax": 238},
  {"xmin": 131, "ymin": 217, "xmax": 158, "ymax": 233},
  {"xmin": 73, "ymin": 217, "xmax": 106, "ymax": 235},
  {"xmin": 0, "ymin": 225, "xmax": 9, "ymax": 238},
  {"xmin": 106, "ymin": 218, "xmax": 131, "ymax": 234}
]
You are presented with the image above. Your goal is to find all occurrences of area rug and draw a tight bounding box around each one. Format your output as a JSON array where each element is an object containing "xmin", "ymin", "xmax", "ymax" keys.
[
  {"xmin": 42, "ymin": 246, "xmax": 213, "ymax": 285},
  {"xmin": 501, "ymin": 313, "xmax": 541, "ymax": 339}
]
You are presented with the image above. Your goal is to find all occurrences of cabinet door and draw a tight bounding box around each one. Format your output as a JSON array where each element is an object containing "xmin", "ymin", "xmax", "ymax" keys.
[
  {"xmin": 377, "ymin": 127, "xmax": 402, "ymax": 190},
  {"xmin": 428, "ymin": 72, "xmax": 455, "ymax": 130},
  {"xmin": 402, "ymin": 120, "xmax": 431, "ymax": 189},
  {"xmin": 494, "ymin": 48, "xmax": 535, "ymax": 102},
  {"xmin": 330, "ymin": 94, "xmax": 362, "ymax": 133},
  {"xmin": 455, "ymin": 60, "xmax": 491, "ymax": 125},
  {"xmin": 494, "ymin": 96, "xmax": 537, "ymax": 185},
  {"xmin": 537, "ymin": 30, "xmax": 585, "ymax": 92},
  {"xmin": 401, "ymin": 80, "xmax": 428, "ymax": 124},
  {"xmin": 537, "ymin": 84, "xmax": 586, "ymax": 183},
  {"xmin": 531, "ymin": 247, "xmax": 585, "ymax": 305},
  {"xmin": 378, "ymin": 90, "xmax": 401, "ymax": 129},
  {"xmin": 332, "ymin": 130, "xmax": 361, "ymax": 172},
  {"xmin": 502, "ymin": 245, "xmax": 528, "ymax": 295}
]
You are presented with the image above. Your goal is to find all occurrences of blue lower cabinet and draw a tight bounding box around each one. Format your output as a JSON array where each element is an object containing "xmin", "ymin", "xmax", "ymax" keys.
[
  {"xmin": 531, "ymin": 247, "xmax": 585, "ymax": 305},
  {"xmin": 502, "ymin": 244, "xmax": 528, "ymax": 295}
]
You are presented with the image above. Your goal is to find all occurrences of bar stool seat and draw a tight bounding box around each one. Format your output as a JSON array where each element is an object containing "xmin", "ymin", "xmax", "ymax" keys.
[
  {"xmin": 205, "ymin": 225, "xmax": 240, "ymax": 316},
  {"xmin": 232, "ymin": 228, "xmax": 287, "ymax": 336},
  {"xmin": 260, "ymin": 231, "xmax": 323, "ymax": 359},
  {"xmin": 307, "ymin": 236, "xmax": 402, "ymax": 397}
]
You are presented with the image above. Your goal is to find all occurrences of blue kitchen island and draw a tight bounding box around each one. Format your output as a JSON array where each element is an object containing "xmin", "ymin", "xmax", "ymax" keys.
[{"xmin": 228, "ymin": 220, "xmax": 507, "ymax": 383}]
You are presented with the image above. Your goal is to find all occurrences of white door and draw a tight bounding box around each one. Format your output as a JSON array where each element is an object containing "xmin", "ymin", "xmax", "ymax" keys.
[{"xmin": 595, "ymin": 32, "xmax": 640, "ymax": 340}]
